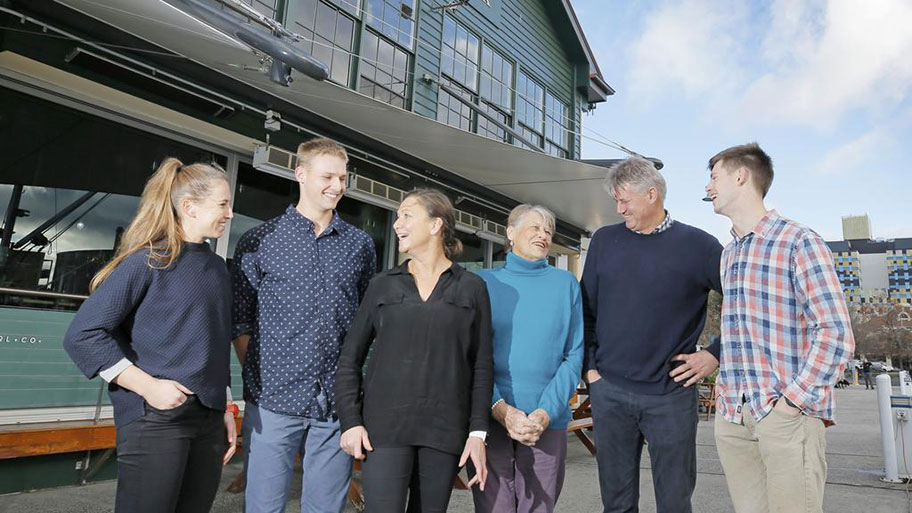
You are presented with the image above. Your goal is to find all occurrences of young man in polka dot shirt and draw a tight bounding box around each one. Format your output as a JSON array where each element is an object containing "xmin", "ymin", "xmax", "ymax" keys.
[{"xmin": 231, "ymin": 138, "xmax": 377, "ymax": 513}]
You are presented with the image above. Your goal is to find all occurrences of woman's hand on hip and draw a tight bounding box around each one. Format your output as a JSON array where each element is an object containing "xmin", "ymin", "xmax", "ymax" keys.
[
  {"xmin": 340, "ymin": 426, "xmax": 373, "ymax": 460},
  {"xmin": 144, "ymin": 379, "xmax": 193, "ymax": 410},
  {"xmin": 460, "ymin": 436, "xmax": 487, "ymax": 491}
]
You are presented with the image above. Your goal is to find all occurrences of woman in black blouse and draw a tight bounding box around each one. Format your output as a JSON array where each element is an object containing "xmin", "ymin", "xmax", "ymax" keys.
[{"xmin": 336, "ymin": 188, "xmax": 493, "ymax": 512}]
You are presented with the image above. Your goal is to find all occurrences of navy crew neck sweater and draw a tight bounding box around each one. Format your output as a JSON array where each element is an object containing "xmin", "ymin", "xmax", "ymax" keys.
[
  {"xmin": 581, "ymin": 222, "xmax": 722, "ymax": 395},
  {"xmin": 64, "ymin": 242, "xmax": 231, "ymax": 427}
]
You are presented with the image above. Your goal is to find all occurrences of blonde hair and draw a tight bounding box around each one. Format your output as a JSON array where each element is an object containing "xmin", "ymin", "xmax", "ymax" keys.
[
  {"xmin": 90, "ymin": 158, "xmax": 227, "ymax": 292},
  {"xmin": 505, "ymin": 204, "xmax": 555, "ymax": 251},
  {"xmin": 402, "ymin": 188, "xmax": 463, "ymax": 259},
  {"xmin": 296, "ymin": 137, "xmax": 348, "ymax": 170}
]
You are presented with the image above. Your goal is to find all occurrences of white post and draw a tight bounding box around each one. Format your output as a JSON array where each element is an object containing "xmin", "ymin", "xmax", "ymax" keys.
[
  {"xmin": 878, "ymin": 373, "xmax": 902, "ymax": 483},
  {"xmin": 902, "ymin": 371, "xmax": 912, "ymax": 396}
]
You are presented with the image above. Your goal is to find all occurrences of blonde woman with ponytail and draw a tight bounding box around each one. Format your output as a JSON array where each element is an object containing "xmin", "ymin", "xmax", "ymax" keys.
[
  {"xmin": 63, "ymin": 158, "xmax": 237, "ymax": 513},
  {"xmin": 336, "ymin": 188, "xmax": 494, "ymax": 513}
]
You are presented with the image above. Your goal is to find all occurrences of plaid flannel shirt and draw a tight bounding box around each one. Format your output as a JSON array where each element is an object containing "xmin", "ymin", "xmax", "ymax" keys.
[{"xmin": 717, "ymin": 211, "xmax": 854, "ymax": 426}]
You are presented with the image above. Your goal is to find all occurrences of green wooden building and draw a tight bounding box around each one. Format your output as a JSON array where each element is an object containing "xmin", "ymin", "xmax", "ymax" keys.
[{"xmin": 0, "ymin": 0, "xmax": 626, "ymax": 492}]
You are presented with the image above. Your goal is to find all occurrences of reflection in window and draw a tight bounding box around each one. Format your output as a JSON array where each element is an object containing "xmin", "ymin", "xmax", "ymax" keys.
[
  {"xmin": 359, "ymin": 29, "xmax": 410, "ymax": 109},
  {"xmin": 291, "ymin": 0, "xmax": 356, "ymax": 86},
  {"xmin": 492, "ymin": 242, "xmax": 507, "ymax": 269},
  {"xmin": 241, "ymin": 0, "xmax": 278, "ymax": 19},
  {"xmin": 516, "ymin": 71, "xmax": 544, "ymax": 149},
  {"xmin": 336, "ymin": 197, "xmax": 389, "ymax": 272},
  {"xmin": 476, "ymin": 102, "xmax": 509, "ymax": 143},
  {"xmin": 436, "ymin": 78, "xmax": 474, "ymax": 132},
  {"xmin": 479, "ymin": 44, "xmax": 512, "ymax": 112},
  {"xmin": 226, "ymin": 162, "xmax": 297, "ymax": 260},
  {"xmin": 365, "ymin": 0, "xmax": 416, "ymax": 50},
  {"xmin": 0, "ymin": 87, "xmax": 224, "ymax": 310},
  {"xmin": 545, "ymin": 92, "xmax": 570, "ymax": 158},
  {"xmin": 478, "ymin": 44, "xmax": 513, "ymax": 143},
  {"xmin": 440, "ymin": 15, "xmax": 480, "ymax": 92},
  {"xmin": 455, "ymin": 232, "xmax": 485, "ymax": 272}
]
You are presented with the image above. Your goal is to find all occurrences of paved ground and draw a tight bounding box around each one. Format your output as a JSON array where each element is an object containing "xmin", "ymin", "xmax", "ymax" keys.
[{"xmin": 0, "ymin": 387, "xmax": 907, "ymax": 512}]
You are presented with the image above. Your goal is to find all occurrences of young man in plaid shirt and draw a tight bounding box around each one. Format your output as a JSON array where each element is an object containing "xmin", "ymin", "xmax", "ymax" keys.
[{"xmin": 705, "ymin": 143, "xmax": 854, "ymax": 513}]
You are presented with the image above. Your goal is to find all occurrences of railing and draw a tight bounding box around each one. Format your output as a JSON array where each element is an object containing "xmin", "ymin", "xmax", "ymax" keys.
[{"xmin": 0, "ymin": 288, "xmax": 88, "ymax": 301}]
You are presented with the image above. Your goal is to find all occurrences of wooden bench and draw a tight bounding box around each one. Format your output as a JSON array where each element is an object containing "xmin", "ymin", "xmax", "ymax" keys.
[{"xmin": 697, "ymin": 381, "xmax": 716, "ymax": 421}]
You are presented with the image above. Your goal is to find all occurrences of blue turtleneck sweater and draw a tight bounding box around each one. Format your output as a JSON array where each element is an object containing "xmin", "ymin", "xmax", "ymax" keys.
[{"xmin": 477, "ymin": 252, "xmax": 584, "ymax": 429}]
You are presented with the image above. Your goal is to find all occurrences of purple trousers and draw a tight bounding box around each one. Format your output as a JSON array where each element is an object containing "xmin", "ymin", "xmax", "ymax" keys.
[{"xmin": 472, "ymin": 421, "xmax": 568, "ymax": 513}]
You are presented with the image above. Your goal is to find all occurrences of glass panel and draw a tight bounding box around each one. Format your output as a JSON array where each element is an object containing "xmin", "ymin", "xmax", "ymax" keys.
[
  {"xmin": 480, "ymin": 43, "xmax": 512, "ymax": 113},
  {"xmin": 436, "ymin": 78, "xmax": 474, "ymax": 132},
  {"xmin": 0, "ymin": 87, "xmax": 226, "ymax": 310},
  {"xmin": 366, "ymin": 0, "xmax": 416, "ymax": 50},
  {"xmin": 292, "ymin": 1, "xmax": 355, "ymax": 87},
  {"xmin": 492, "ymin": 242, "xmax": 507, "ymax": 269},
  {"xmin": 477, "ymin": 101, "xmax": 510, "ymax": 143},
  {"xmin": 516, "ymin": 70, "xmax": 543, "ymax": 141},
  {"xmin": 315, "ymin": 2, "xmax": 336, "ymax": 39},
  {"xmin": 544, "ymin": 91, "xmax": 570, "ymax": 155},
  {"xmin": 455, "ymin": 232, "xmax": 485, "ymax": 272},
  {"xmin": 295, "ymin": 0, "xmax": 319, "ymax": 29},
  {"xmin": 441, "ymin": 15, "xmax": 480, "ymax": 91},
  {"xmin": 228, "ymin": 164, "xmax": 388, "ymax": 272},
  {"xmin": 336, "ymin": 198, "xmax": 388, "ymax": 273},
  {"xmin": 335, "ymin": 15, "xmax": 354, "ymax": 50},
  {"xmin": 359, "ymin": 29, "xmax": 409, "ymax": 108}
]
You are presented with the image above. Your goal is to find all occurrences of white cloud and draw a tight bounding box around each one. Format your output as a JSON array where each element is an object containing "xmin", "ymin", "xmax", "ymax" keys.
[
  {"xmin": 740, "ymin": 0, "xmax": 912, "ymax": 126},
  {"xmin": 624, "ymin": 0, "xmax": 912, "ymax": 129},
  {"xmin": 626, "ymin": 1, "xmax": 748, "ymax": 101},
  {"xmin": 815, "ymin": 129, "xmax": 891, "ymax": 176}
]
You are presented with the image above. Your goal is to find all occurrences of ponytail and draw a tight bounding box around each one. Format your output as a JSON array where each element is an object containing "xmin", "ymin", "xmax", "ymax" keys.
[
  {"xmin": 90, "ymin": 158, "xmax": 227, "ymax": 291},
  {"xmin": 402, "ymin": 188, "xmax": 463, "ymax": 259}
]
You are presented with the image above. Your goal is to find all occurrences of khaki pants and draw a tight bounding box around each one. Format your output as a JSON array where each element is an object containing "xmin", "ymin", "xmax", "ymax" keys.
[{"xmin": 714, "ymin": 407, "xmax": 827, "ymax": 513}]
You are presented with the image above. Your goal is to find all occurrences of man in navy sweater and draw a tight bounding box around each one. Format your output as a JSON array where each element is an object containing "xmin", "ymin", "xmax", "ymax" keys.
[{"xmin": 581, "ymin": 157, "xmax": 722, "ymax": 513}]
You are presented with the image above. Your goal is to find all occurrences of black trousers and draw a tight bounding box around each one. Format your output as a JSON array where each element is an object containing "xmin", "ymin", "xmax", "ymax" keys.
[
  {"xmin": 361, "ymin": 445, "xmax": 460, "ymax": 513},
  {"xmin": 114, "ymin": 395, "xmax": 227, "ymax": 513}
]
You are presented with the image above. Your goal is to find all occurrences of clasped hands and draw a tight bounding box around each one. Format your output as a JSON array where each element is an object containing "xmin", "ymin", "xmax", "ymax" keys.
[{"xmin": 493, "ymin": 401, "xmax": 549, "ymax": 446}]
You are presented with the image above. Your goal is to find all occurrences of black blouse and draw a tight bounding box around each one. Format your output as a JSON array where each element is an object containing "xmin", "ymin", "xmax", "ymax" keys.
[{"xmin": 335, "ymin": 260, "xmax": 493, "ymax": 455}]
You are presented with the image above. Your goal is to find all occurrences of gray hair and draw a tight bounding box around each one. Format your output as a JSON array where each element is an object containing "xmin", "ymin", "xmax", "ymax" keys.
[
  {"xmin": 603, "ymin": 156, "xmax": 667, "ymax": 202},
  {"xmin": 505, "ymin": 204, "xmax": 555, "ymax": 251}
]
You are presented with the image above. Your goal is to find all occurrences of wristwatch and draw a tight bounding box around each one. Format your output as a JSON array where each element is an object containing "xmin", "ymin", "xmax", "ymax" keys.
[{"xmin": 226, "ymin": 403, "xmax": 240, "ymax": 418}]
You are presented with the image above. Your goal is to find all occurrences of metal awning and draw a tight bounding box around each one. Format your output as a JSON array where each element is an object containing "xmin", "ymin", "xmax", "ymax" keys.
[{"xmin": 52, "ymin": 0, "xmax": 624, "ymax": 232}]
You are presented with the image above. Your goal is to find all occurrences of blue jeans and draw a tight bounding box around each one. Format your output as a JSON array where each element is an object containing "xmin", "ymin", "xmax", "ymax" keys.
[
  {"xmin": 589, "ymin": 377, "xmax": 698, "ymax": 513},
  {"xmin": 244, "ymin": 405, "xmax": 352, "ymax": 513}
]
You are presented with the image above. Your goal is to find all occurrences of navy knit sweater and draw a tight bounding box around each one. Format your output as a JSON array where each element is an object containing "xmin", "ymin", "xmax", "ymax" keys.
[
  {"xmin": 63, "ymin": 242, "xmax": 231, "ymax": 427},
  {"xmin": 581, "ymin": 222, "xmax": 722, "ymax": 395}
]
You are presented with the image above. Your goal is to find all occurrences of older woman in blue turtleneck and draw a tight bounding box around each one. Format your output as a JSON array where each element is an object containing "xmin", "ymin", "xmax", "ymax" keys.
[{"xmin": 473, "ymin": 204, "xmax": 584, "ymax": 513}]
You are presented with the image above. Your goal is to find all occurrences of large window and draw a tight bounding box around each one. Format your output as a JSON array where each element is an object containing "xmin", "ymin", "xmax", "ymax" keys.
[
  {"xmin": 544, "ymin": 92, "xmax": 570, "ymax": 158},
  {"xmin": 516, "ymin": 70, "xmax": 544, "ymax": 151},
  {"xmin": 438, "ymin": 20, "xmax": 516, "ymax": 143},
  {"xmin": 455, "ymin": 232, "xmax": 485, "ymax": 272},
  {"xmin": 477, "ymin": 44, "xmax": 513, "ymax": 143},
  {"xmin": 289, "ymin": 0, "xmax": 357, "ymax": 86},
  {"xmin": 436, "ymin": 77, "xmax": 474, "ymax": 131},
  {"xmin": 359, "ymin": 29, "xmax": 410, "ymax": 109},
  {"xmin": 440, "ymin": 15, "xmax": 480, "ymax": 92},
  {"xmin": 365, "ymin": 0, "xmax": 416, "ymax": 50},
  {"xmin": 0, "ymin": 88, "xmax": 225, "ymax": 310}
]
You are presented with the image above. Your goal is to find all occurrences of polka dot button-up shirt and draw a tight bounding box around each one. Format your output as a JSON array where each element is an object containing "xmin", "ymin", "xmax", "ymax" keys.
[{"xmin": 231, "ymin": 205, "xmax": 376, "ymax": 418}]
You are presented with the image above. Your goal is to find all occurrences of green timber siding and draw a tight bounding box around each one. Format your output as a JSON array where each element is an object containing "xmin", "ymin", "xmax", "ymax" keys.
[
  {"xmin": 413, "ymin": 0, "xmax": 585, "ymax": 158},
  {"xmin": 0, "ymin": 307, "xmax": 243, "ymax": 410}
]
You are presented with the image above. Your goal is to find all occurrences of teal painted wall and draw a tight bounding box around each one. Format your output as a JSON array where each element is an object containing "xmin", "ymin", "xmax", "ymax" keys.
[{"xmin": 0, "ymin": 307, "xmax": 243, "ymax": 411}]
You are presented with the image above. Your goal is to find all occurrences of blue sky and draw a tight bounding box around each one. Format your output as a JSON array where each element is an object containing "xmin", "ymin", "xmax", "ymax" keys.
[{"xmin": 572, "ymin": 0, "xmax": 912, "ymax": 243}]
